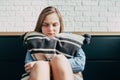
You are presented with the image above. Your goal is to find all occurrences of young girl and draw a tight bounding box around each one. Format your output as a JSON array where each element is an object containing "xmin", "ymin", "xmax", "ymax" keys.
[{"xmin": 24, "ymin": 6, "xmax": 85, "ymax": 80}]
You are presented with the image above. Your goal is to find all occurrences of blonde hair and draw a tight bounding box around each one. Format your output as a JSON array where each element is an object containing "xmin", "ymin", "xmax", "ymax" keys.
[{"xmin": 34, "ymin": 6, "xmax": 64, "ymax": 33}]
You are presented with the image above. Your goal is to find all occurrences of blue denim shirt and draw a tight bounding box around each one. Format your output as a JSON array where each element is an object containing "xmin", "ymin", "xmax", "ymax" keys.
[
  {"xmin": 68, "ymin": 48, "xmax": 86, "ymax": 73},
  {"xmin": 25, "ymin": 48, "xmax": 86, "ymax": 73}
]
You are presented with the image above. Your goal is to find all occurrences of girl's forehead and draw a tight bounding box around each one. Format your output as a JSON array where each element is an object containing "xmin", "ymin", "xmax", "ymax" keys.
[
  {"xmin": 43, "ymin": 13, "xmax": 60, "ymax": 23},
  {"xmin": 45, "ymin": 13, "xmax": 58, "ymax": 19}
]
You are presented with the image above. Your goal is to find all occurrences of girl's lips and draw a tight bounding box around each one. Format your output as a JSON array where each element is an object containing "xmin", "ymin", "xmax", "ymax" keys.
[{"xmin": 47, "ymin": 33, "xmax": 55, "ymax": 37}]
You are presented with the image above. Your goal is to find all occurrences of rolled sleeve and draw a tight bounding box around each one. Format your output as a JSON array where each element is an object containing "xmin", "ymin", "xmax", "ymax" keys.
[
  {"xmin": 24, "ymin": 51, "xmax": 34, "ymax": 64},
  {"xmin": 68, "ymin": 48, "xmax": 86, "ymax": 73}
]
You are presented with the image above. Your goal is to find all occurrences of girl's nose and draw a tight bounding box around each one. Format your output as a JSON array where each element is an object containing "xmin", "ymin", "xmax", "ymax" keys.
[{"xmin": 49, "ymin": 25, "xmax": 53, "ymax": 31}]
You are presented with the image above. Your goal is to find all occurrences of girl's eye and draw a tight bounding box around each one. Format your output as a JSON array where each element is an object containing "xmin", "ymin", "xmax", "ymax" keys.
[{"xmin": 53, "ymin": 23, "xmax": 58, "ymax": 27}]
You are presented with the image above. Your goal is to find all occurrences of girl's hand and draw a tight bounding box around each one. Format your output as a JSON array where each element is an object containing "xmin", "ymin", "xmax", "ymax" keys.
[{"xmin": 24, "ymin": 61, "xmax": 36, "ymax": 73}]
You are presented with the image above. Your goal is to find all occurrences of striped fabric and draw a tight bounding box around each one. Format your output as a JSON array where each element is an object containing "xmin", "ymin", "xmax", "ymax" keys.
[{"xmin": 23, "ymin": 32, "xmax": 85, "ymax": 60}]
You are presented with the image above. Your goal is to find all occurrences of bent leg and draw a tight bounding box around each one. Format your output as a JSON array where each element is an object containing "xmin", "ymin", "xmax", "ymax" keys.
[
  {"xmin": 50, "ymin": 54, "xmax": 74, "ymax": 80},
  {"xmin": 29, "ymin": 61, "xmax": 50, "ymax": 80},
  {"xmin": 74, "ymin": 72, "xmax": 83, "ymax": 80}
]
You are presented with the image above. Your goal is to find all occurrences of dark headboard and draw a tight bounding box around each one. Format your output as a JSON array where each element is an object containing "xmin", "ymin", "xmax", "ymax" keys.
[
  {"xmin": 0, "ymin": 35, "xmax": 26, "ymax": 80},
  {"xmin": 82, "ymin": 35, "xmax": 120, "ymax": 80}
]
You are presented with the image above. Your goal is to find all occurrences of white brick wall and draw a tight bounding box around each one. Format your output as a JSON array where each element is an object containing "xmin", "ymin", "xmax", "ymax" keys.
[
  {"xmin": 0, "ymin": 0, "xmax": 120, "ymax": 32},
  {"xmin": 0, "ymin": 0, "xmax": 48, "ymax": 32}
]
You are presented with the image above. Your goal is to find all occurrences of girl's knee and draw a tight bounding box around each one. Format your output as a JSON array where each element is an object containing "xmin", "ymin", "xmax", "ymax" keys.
[
  {"xmin": 31, "ymin": 61, "xmax": 50, "ymax": 76},
  {"xmin": 33, "ymin": 61, "xmax": 50, "ymax": 69},
  {"xmin": 30, "ymin": 61, "xmax": 50, "ymax": 80},
  {"xmin": 50, "ymin": 54, "xmax": 71, "ymax": 70},
  {"xmin": 50, "ymin": 54, "xmax": 74, "ymax": 80},
  {"xmin": 51, "ymin": 54, "xmax": 67, "ymax": 63}
]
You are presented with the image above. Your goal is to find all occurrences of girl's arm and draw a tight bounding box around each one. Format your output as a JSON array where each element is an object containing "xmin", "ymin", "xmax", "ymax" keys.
[
  {"xmin": 24, "ymin": 51, "xmax": 36, "ymax": 73},
  {"xmin": 68, "ymin": 48, "xmax": 86, "ymax": 73}
]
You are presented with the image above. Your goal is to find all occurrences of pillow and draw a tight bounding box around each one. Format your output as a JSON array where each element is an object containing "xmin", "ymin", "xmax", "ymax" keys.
[{"xmin": 23, "ymin": 31, "xmax": 85, "ymax": 59}]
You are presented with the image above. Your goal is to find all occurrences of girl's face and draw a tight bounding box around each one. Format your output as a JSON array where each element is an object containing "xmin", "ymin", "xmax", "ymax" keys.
[{"xmin": 42, "ymin": 13, "xmax": 60, "ymax": 38}]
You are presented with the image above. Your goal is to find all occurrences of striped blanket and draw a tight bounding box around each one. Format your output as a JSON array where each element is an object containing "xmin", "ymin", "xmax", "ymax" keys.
[{"xmin": 23, "ymin": 32, "xmax": 85, "ymax": 61}]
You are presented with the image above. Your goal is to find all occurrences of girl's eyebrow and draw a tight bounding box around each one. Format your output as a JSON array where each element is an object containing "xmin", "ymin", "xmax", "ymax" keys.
[
  {"xmin": 42, "ymin": 22, "xmax": 48, "ymax": 24},
  {"xmin": 53, "ymin": 22, "xmax": 59, "ymax": 24}
]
